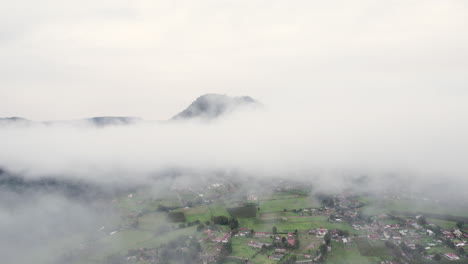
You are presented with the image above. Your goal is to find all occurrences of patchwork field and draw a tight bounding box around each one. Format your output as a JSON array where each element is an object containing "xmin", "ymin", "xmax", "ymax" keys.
[
  {"xmin": 259, "ymin": 197, "xmax": 318, "ymax": 212},
  {"xmin": 238, "ymin": 216, "xmax": 354, "ymax": 234},
  {"xmin": 354, "ymin": 238, "xmax": 391, "ymax": 258}
]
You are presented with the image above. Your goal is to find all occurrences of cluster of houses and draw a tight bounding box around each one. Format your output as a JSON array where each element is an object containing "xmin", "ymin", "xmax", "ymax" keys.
[
  {"xmin": 294, "ymin": 207, "xmax": 335, "ymax": 217},
  {"xmin": 247, "ymin": 195, "xmax": 258, "ymax": 201},
  {"xmin": 308, "ymin": 227, "xmax": 328, "ymax": 237},
  {"xmin": 204, "ymin": 229, "xmax": 231, "ymax": 243},
  {"xmin": 247, "ymin": 240, "xmax": 272, "ymax": 249},
  {"xmin": 235, "ymin": 227, "xmax": 252, "ymax": 237},
  {"xmin": 324, "ymin": 194, "xmax": 468, "ymax": 262}
]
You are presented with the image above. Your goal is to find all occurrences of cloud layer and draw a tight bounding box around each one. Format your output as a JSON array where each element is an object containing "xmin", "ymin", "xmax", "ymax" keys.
[{"xmin": 1, "ymin": 104, "xmax": 467, "ymax": 186}]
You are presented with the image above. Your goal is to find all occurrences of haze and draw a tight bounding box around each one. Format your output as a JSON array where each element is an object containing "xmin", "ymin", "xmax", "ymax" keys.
[{"xmin": 1, "ymin": 1, "xmax": 468, "ymax": 264}]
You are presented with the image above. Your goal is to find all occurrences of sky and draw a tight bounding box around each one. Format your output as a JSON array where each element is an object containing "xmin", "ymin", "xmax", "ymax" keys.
[{"xmin": 1, "ymin": 0, "xmax": 467, "ymax": 120}]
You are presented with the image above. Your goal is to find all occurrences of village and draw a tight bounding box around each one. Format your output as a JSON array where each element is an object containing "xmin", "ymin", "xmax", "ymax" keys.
[{"xmin": 58, "ymin": 178, "xmax": 467, "ymax": 264}]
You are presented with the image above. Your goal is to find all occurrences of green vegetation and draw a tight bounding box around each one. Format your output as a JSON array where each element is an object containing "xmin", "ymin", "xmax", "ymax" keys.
[
  {"xmin": 167, "ymin": 212, "xmax": 186, "ymax": 222},
  {"xmin": 230, "ymin": 237, "xmax": 257, "ymax": 258},
  {"xmin": 259, "ymin": 197, "xmax": 317, "ymax": 212},
  {"xmin": 354, "ymin": 238, "xmax": 391, "ymax": 258},
  {"xmin": 327, "ymin": 241, "xmax": 379, "ymax": 264},
  {"xmin": 54, "ymin": 187, "xmax": 467, "ymax": 264},
  {"xmin": 429, "ymin": 218, "xmax": 458, "ymax": 229},
  {"xmin": 227, "ymin": 205, "xmax": 257, "ymax": 218}
]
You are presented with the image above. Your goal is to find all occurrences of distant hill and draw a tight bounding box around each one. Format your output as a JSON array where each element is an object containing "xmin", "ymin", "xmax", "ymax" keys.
[
  {"xmin": 0, "ymin": 116, "xmax": 142, "ymax": 127},
  {"xmin": 0, "ymin": 94, "xmax": 260, "ymax": 126},
  {"xmin": 171, "ymin": 94, "xmax": 260, "ymax": 120},
  {"xmin": 0, "ymin": 117, "xmax": 33, "ymax": 126},
  {"xmin": 83, "ymin": 116, "xmax": 142, "ymax": 127}
]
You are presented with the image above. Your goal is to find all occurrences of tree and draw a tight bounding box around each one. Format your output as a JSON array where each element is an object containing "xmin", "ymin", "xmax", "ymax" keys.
[
  {"xmin": 417, "ymin": 216, "xmax": 427, "ymax": 226},
  {"xmin": 415, "ymin": 244, "xmax": 425, "ymax": 253},
  {"xmin": 324, "ymin": 232, "xmax": 331, "ymax": 245},
  {"xmin": 456, "ymin": 220, "xmax": 464, "ymax": 229},
  {"xmin": 457, "ymin": 247, "xmax": 465, "ymax": 255},
  {"xmin": 272, "ymin": 226, "xmax": 278, "ymax": 234},
  {"xmin": 433, "ymin": 253, "xmax": 441, "ymax": 261},
  {"xmin": 212, "ymin": 215, "xmax": 229, "ymax": 225},
  {"xmin": 229, "ymin": 218, "xmax": 239, "ymax": 230},
  {"xmin": 319, "ymin": 244, "xmax": 328, "ymax": 256},
  {"xmin": 281, "ymin": 255, "xmax": 297, "ymax": 264},
  {"xmin": 196, "ymin": 224, "xmax": 205, "ymax": 232},
  {"xmin": 221, "ymin": 240, "xmax": 232, "ymax": 254},
  {"xmin": 446, "ymin": 238, "xmax": 455, "ymax": 249},
  {"xmin": 294, "ymin": 234, "xmax": 300, "ymax": 249}
]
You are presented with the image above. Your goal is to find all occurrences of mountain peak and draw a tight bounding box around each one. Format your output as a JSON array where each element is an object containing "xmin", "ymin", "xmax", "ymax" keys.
[{"xmin": 170, "ymin": 94, "xmax": 260, "ymax": 120}]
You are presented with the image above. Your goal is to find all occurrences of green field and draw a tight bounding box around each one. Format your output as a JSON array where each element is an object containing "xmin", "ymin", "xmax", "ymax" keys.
[
  {"xmin": 297, "ymin": 233, "xmax": 321, "ymax": 252},
  {"xmin": 428, "ymin": 218, "xmax": 458, "ymax": 229},
  {"xmin": 238, "ymin": 216, "xmax": 354, "ymax": 233},
  {"xmin": 248, "ymin": 253, "xmax": 277, "ymax": 264},
  {"xmin": 259, "ymin": 197, "xmax": 319, "ymax": 212},
  {"xmin": 354, "ymin": 238, "xmax": 391, "ymax": 258},
  {"xmin": 327, "ymin": 241, "xmax": 380, "ymax": 264},
  {"xmin": 231, "ymin": 237, "xmax": 259, "ymax": 258},
  {"xmin": 209, "ymin": 203, "xmax": 231, "ymax": 217},
  {"xmin": 227, "ymin": 205, "xmax": 257, "ymax": 218}
]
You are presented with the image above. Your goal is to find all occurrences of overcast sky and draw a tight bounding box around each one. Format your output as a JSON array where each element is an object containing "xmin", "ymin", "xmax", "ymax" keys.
[{"xmin": 1, "ymin": 0, "xmax": 467, "ymax": 120}]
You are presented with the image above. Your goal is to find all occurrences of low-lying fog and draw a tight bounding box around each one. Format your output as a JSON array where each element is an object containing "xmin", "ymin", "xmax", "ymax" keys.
[{"xmin": 1, "ymin": 97, "xmax": 468, "ymax": 263}]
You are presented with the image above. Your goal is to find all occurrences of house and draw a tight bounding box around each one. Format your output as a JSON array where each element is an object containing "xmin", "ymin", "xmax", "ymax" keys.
[
  {"xmin": 275, "ymin": 248, "xmax": 287, "ymax": 253},
  {"xmin": 383, "ymin": 232, "xmax": 390, "ymax": 239},
  {"xmin": 254, "ymin": 232, "xmax": 272, "ymax": 238},
  {"xmin": 287, "ymin": 233, "xmax": 295, "ymax": 246},
  {"xmin": 247, "ymin": 195, "xmax": 258, "ymax": 201},
  {"xmin": 238, "ymin": 227, "xmax": 251, "ymax": 237},
  {"xmin": 248, "ymin": 241, "xmax": 271, "ymax": 248},
  {"xmin": 212, "ymin": 233, "xmax": 231, "ymax": 243},
  {"xmin": 454, "ymin": 241, "xmax": 465, "ymax": 247},
  {"xmin": 444, "ymin": 253, "xmax": 460, "ymax": 260},
  {"xmin": 453, "ymin": 229, "xmax": 463, "ymax": 238},
  {"xmin": 314, "ymin": 227, "xmax": 328, "ymax": 237},
  {"xmin": 443, "ymin": 231, "xmax": 455, "ymax": 239},
  {"xmin": 269, "ymin": 254, "xmax": 283, "ymax": 260},
  {"xmin": 406, "ymin": 243, "xmax": 416, "ymax": 250}
]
